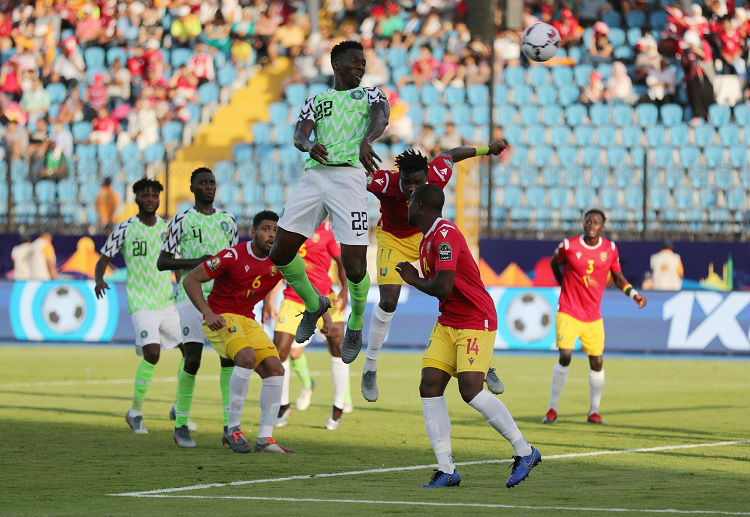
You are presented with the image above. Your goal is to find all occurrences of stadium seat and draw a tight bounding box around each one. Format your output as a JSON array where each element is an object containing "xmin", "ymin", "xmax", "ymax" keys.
[
  {"xmin": 495, "ymin": 106, "xmax": 517, "ymax": 125},
  {"xmin": 503, "ymin": 66, "xmax": 525, "ymax": 87},
  {"xmin": 621, "ymin": 125, "xmax": 642, "ymax": 147},
  {"xmin": 613, "ymin": 46, "xmax": 633, "ymax": 61},
  {"xmin": 552, "ymin": 67, "xmax": 573, "ymax": 87},
  {"xmin": 636, "ymin": 104, "xmax": 658, "ymax": 126},
  {"xmin": 197, "ymin": 83, "xmax": 219, "ymax": 104},
  {"xmin": 218, "ymin": 66, "xmax": 237, "ymax": 87},
  {"xmin": 680, "ymin": 146, "xmax": 700, "ymax": 168},
  {"xmin": 536, "ymin": 84, "xmax": 557, "ymax": 105},
  {"xmin": 285, "ymin": 83, "xmax": 307, "ymax": 105},
  {"xmin": 525, "ymin": 125, "xmax": 546, "ymax": 145},
  {"xmin": 699, "ymin": 188, "xmax": 717, "ymax": 207},
  {"xmin": 609, "ymin": 28, "xmax": 626, "ymax": 47},
  {"xmin": 171, "ymin": 47, "xmax": 192, "ymax": 67},
  {"xmin": 589, "ymin": 166, "xmax": 609, "ymax": 187},
  {"xmin": 573, "ymin": 125, "xmax": 594, "ymax": 146},
  {"xmin": 80, "ymin": 182, "xmax": 99, "ymax": 203},
  {"xmin": 214, "ymin": 160, "xmax": 234, "ymax": 184},
  {"xmin": 186, "ymin": 102, "xmax": 201, "ymax": 123},
  {"xmin": 252, "ymin": 122, "xmax": 271, "ymax": 144},
  {"xmin": 627, "ymin": 27, "xmax": 643, "ymax": 46},
  {"xmin": 626, "ymin": 11, "xmax": 646, "ymax": 27},
  {"xmin": 426, "ymin": 105, "xmax": 448, "ymax": 126},
  {"xmin": 729, "ymin": 146, "xmax": 749, "ymax": 168},
  {"xmin": 124, "ymin": 161, "xmax": 144, "ymax": 182},
  {"xmin": 457, "ymin": 123, "xmax": 476, "ymax": 142},
  {"xmin": 548, "ymin": 187, "xmax": 569, "ymax": 208},
  {"xmin": 471, "ymin": 105, "xmax": 489, "ymax": 125},
  {"xmin": 526, "ymin": 186, "xmax": 546, "ymax": 205},
  {"xmin": 660, "ymin": 103, "xmax": 683, "ymax": 127},
  {"xmin": 708, "ymin": 104, "xmax": 731, "ymax": 126},
  {"xmin": 574, "ymin": 64, "xmax": 594, "ymax": 87},
  {"xmin": 567, "ymin": 46, "xmax": 583, "ymax": 63},
  {"xmin": 566, "ymin": 104, "xmax": 587, "ymax": 126},
  {"xmin": 589, "ymin": 105, "xmax": 610, "ymax": 126},
  {"xmin": 268, "ymin": 102, "xmax": 289, "ymax": 126},
  {"xmin": 704, "ymin": 146, "xmax": 724, "ymax": 168},
  {"xmin": 718, "ymin": 124, "xmax": 739, "ymax": 146},
  {"xmin": 444, "ymin": 86, "xmax": 465, "ymax": 104},
  {"xmin": 651, "ymin": 11, "xmax": 668, "ymax": 31},
  {"xmin": 551, "ymin": 126, "xmax": 571, "ymax": 146},
  {"xmin": 58, "ymin": 179, "xmax": 78, "ymax": 203},
  {"xmin": 510, "ymin": 146, "xmax": 529, "ymax": 167},
  {"xmin": 603, "ymin": 11, "xmax": 622, "ymax": 28},
  {"xmin": 597, "ymin": 126, "xmax": 616, "ymax": 146},
  {"xmin": 727, "ymin": 188, "xmax": 746, "ymax": 210},
  {"xmin": 407, "ymin": 104, "xmax": 423, "ymax": 125},
  {"xmin": 558, "ymin": 146, "xmax": 578, "ymax": 166},
  {"xmin": 71, "ymin": 121, "xmax": 92, "ymax": 142},
  {"xmin": 520, "ymin": 105, "xmax": 540, "ymax": 125},
  {"xmin": 673, "ymin": 186, "xmax": 693, "ymax": 209},
  {"xmin": 541, "ymin": 105, "xmax": 563, "ymax": 126},
  {"xmin": 600, "ymin": 186, "xmax": 619, "ymax": 206},
  {"xmin": 693, "ymin": 124, "xmax": 714, "ymax": 146},
  {"xmin": 161, "ymin": 121, "xmax": 183, "ymax": 144},
  {"xmin": 512, "ymin": 85, "xmax": 532, "ymax": 105},
  {"xmin": 120, "ymin": 142, "xmax": 140, "ymax": 163},
  {"xmin": 97, "ymin": 142, "xmax": 117, "ymax": 162},
  {"xmin": 645, "ymin": 126, "xmax": 666, "ymax": 147},
  {"xmin": 106, "ymin": 46, "xmax": 128, "ymax": 67},
  {"xmin": 467, "ymin": 84, "xmax": 489, "ymax": 105},
  {"xmin": 654, "ymin": 146, "xmax": 674, "ymax": 167},
  {"xmin": 504, "ymin": 125, "xmax": 522, "ymax": 145},
  {"xmin": 143, "ymin": 142, "xmax": 164, "ymax": 164},
  {"xmin": 421, "ymin": 84, "xmax": 440, "ymax": 105},
  {"xmin": 734, "ymin": 103, "xmax": 750, "ymax": 125},
  {"xmin": 531, "ymin": 146, "xmax": 554, "ymax": 166},
  {"xmin": 450, "ymin": 104, "xmax": 471, "ymax": 125},
  {"xmin": 574, "ymin": 185, "xmax": 596, "ymax": 206},
  {"xmin": 607, "ymin": 147, "xmax": 627, "ymax": 168},
  {"xmin": 46, "ymin": 83, "xmax": 67, "ymax": 104},
  {"xmin": 582, "ymin": 146, "xmax": 601, "ymax": 167},
  {"xmin": 527, "ymin": 67, "xmax": 549, "ymax": 87},
  {"xmin": 84, "ymin": 47, "xmax": 105, "ymax": 69},
  {"xmin": 714, "ymin": 168, "xmax": 733, "ymax": 189},
  {"xmin": 648, "ymin": 186, "xmax": 669, "ymax": 209},
  {"xmin": 557, "ymin": 84, "xmax": 579, "ymax": 106},
  {"xmin": 668, "ymin": 124, "xmax": 689, "ymax": 146},
  {"xmin": 308, "ymin": 83, "xmax": 328, "ymax": 97},
  {"xmin": 612, "ymin": 104, "xmax": 633, "ymax": 126}
]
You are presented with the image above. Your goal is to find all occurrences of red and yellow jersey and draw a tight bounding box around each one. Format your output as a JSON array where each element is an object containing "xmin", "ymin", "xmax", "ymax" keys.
[
  {"xmin": 554, "ymin": 236, "xmax": 622, "ymax": 322},
  {"xmin": 419, "ymin": 218, "xmax": 497, "ymax": 331},
  {"xmin": 367, "ymin": 155, "xmax": 453, "ymax": 239},
  {"xmin": 283, "ymin": 222, "xmax": 340, "ymax": 304},
  {"xmin": 203, "ymin": 241, "xmax": 282, "ymax": 319}
]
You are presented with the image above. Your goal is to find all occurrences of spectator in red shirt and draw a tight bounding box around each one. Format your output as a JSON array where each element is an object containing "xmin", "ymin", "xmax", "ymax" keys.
[
  {"xmin": 0, "ymin": 57, "xmax": 21, "ymax": 102},
  {"xmin": 188, "ymin": 43, "xmax": 216, "ymax": 85},
  {"xmin": 716, "ymin": 15, "xmax": 746, "ymax": 84},
  {"xmin": 91, "ymin": 108, "xmax": 119, "ymax": 145},
  {"xmin": 584, "ymin": 21, "xmax": 614, "ymax": 65},
  {"xmin": 86, "ymin": 73, "xmax": 110, "ymax": 113},
  {"xmin": 409, "ymin": 45, "xmax": 439, "ymax": 87},
  {"xmin": 553, "ymin": 8, "xmax": 582, "ymax": 49},
  {"xmin": 680, "ymin": 30, "xmax": 716, "ymax": 124},
  {"xmin": 169, "ymin": 65, "xmax": 198, "ymax": 103},
  {"xmin": 76, "ymin": 3, "xmax": 103, "ymax": 49}
]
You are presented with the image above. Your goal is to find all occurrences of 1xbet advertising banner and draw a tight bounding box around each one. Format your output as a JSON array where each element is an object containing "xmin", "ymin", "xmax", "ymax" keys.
[{"xmin": 0, "ymin": 281, "xmax": 747, "ymax": 354}]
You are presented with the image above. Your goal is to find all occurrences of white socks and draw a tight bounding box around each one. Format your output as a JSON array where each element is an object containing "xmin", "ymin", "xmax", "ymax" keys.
[
  {"xmin": 469, "ymin": 390, "xmax": 532, "ymax": 457},
  {"xmin": 331, "ymin": 356, "xmax": 349, "ymax": 409},
  {"xmin": 281, "ymin": 359, "xmax": 290, "ymax": 406},
  {"xmin": 258, "ymin": 375, "xmax": 283, "ymax": 439},
  {"xmin": 364, "ymin": 306, "xmax": 394, "ymax": 372},
  {"xmin": 228, "ymin": 366, "xmax": 253, "ymax": 429},
  {"xmin": 548, "ymin": 363, "xmax": 569, "ymax": 411},
  {"xmin": 421, "ymin": 396, "xmax": 455, "ymax": 474},
  {"xmin": 589, "ymin": 369, "xmax": 605, "ymax": 415}
]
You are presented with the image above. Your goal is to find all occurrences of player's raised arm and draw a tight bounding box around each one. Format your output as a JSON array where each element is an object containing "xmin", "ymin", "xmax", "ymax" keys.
[
  {"xmin": 182, "ymin": 264, "xmax": 226, "ymax": 330},
  {"xmin": 359, "ymin": 88, "xmax": 390, "ymax": 173},
  {"xmin": 438, "ymin": 139, "xmax": 508, "ymax": 164},
  {"xmin": 94, "ymin": 254, "xmax": 111, "ymax": 299}
]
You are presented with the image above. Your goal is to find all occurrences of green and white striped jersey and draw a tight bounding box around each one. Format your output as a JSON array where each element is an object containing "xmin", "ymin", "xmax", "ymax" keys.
[
  {"xmin": 100, "ymin": 216, "xmax": 174, "ymax": 313},
  {"xmin": 161, "ymin": 207, "xmax": 238, "ymax": 302}
]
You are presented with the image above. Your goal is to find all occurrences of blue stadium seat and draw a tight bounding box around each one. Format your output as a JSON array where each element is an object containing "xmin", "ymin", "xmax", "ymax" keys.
[
  {"xmin": 218, "ymin": 66, "xmax": 237, "ymax": 87},
  {"xmin": 622, "ymin": 125, "xmax": 642, "ymax": 147},
  {"xmin": 504, "ymin": 125, "xmax": 523, "ymax": 145},
  {"xmin": 525, "ymin": 125, "xmax": 546, "ymax": 145},
  {"xmin": 727, "ymin": 188, "xmax": 746, "ymax": 210},
  {"xmin": 471, "ymin": 105, "xmax": 489, "ymax": 125},
  {"xmin": 609, "ymin": 28, "xmax": 626, "ymax": 47},
  {"xmin": 46, "ymin": 83, "xmax": 67, "ymax": 104},
  {"xmin": 495, "ymin": 106, "xmax": 517, "ymax": 125},
  {"xmin": 734, "ymin": 103, "xmax": 750, "ymax": 125},
  {"xmin": 673, "ymin": 186, "xmax": 693, "ymax": 209},
  {"xmin": 510, "ymin": 146, "xmax": 529, "ymax": 167},
  {"xmin": 607, "ymin": 147, "xmax": 627, "ymax": 168},
  {"xmin": 450, "ymin": 105, "xmax": 471, "ymax": 125},
  {"xmin": 214, "ymin": 160, "xmax": 234, "ymax": 184},
  {"xmin": 457, "ymin": 123, "xmax": 476, "ymax": 142},
  {"xmin": 197, "ymin": 83, "xmax": 219, "ymax": 104},
  {"xmin": 709, "ymin": 104, "xmax": 731, "ymax": 127},
  {"xmin": 574, "ymin": 185, "xmax": 596, "ymax": 206},
  {"xmin": 421, "ymin": 84, "xmax": 441, "ymax": 105},
  {"xmin": 597, "ymin": 126, "xmax": 616, "ymax": 146},
  {"xmin": 645, "ymin": 126, "xmax": 666, "ymax": 146},
  {"xmin": 80, "ymin": 182, "xmax": 99, "ymax": 203},
  {"xmin": 58, "ymin": 179, "xmax": 78, "ymax": 203},
  {"xmin": 308, "ymin": 83, "xmax": 329, "ymax": 97},
  {"xmin": 492, "ymin": 84, "xmax": 510, "ymax": 105},
  {"xmin": 568, "ymin": 46, "xmax": 583, "ymax": 63},
  {"xmin": 286, "ymin": 83, "xmax": 307, "ymax": 105},
  {"xmin": 536, "ymin": 84, "xmax": 557, "ymax": 105},
  {"xmin": 551, "ymin": 126, "xmax": 571, "ymax": 146},
  {"xmin": 549, "ymin": 187, "xmax": 568, "ymax": 208},
  {"xmin": 161, "ymin": 121, "xmax": 183, "ymax": 144},
  {"xmin": 636, "ymin": 104, "xmax": 658, "ymax": 126},
  {"xmin": 729, "ymin": 146, "xmax": 749, "ymax": 168},
  {"xmin": 651, "ymin": 11, "xmax": 668, "ymax": 31},
  {"xmin": 407, "ymin": 104, "xmax": 423, "ymax": 125},
  {"xmin": 527, "ymin": 67, "xmax": 549, "ymax": 87},
  {"xmin": 512, "ymin": 85, "xmax": 532, "ymax": 105},
  {"xmin": 97, "ymin": 142, "xmax": 117, "ymax": 162},
  {"xmin": 719, "ymin": 124, "xmax": 739, "ymax": 146},
  {"xmin": 649, "ymin": 186, "xmax": 669, "ymax": 209},
  {"xmin": 704, "ymin": 146, "xmax": 724, "ymax": 168},
  {"xmin": 654, "ymin": 146, "xmax": 674, "ymax": 167},
  {"xmin": 552, "ymin": 67, "xmax": 573, "ymax": 87},
  {"xmin": 699, "ymin": 188, "xmax": 716, "ymax": 207},
  {"xmin": 187, "ymin": 102, "xmax": 201, "ymax": 122},
  {"xmin": 680, "ymin": 146, "xmax": 700, "ymax": 168},
  {"xmin": 143, "ymin": 142, "xmax": 164, "ymax": 164},
  {"xmin": 613, "ymin": 46, "xmax": 633, "ymax": 61},
  {"xmin": 596, "ymin": 63, "xmax": 613, "ymax": 81},
  {"xmin": 582, "ymin": 146, "xmax": 601, "ymax": 167},
  {"xmin": 714, "ymin": 168, "xmax": 733, "ymax": 188},
  {"xmin": 526, "ymin": 186, "xmax": 546, "ymax": 205},
  {"xmin": 520, "ymin": 105, "xmax": 540, "ymax": 125},
  {"xmin": 541, "ymin": 105, "xmax": 563, "ymax": 126},
  {"xmin": 574, "ymin": 64, "xmax": 594, "ymax": 87},
  {"xmin": 426, "ymin": 105, "xmax": 448, "ymax": 126},
  {"xmin": 76, "ymin": 144, "xmax": 96, "ymax": 162},
  {"xmin": 692, "ymin": 124, "xmax": 714, "ymax": 146},
  {"xmin": 589, "ymin": 166, "xmax": 609, "ymax": 187},
  {"xmin": 35, "ymin": 180, "xmax": 56, "ymax": 203},
  {"xmin": 444, "ymin": 86, "xmax": 465, "ymax": 104},
  {"xmin": 106, "ymin": 46, "xmax": 128, "ymax": 67},
  {"xmin": 603, "ymin": 11, "xmax": 622, "ymax": 28},
  {"xmin": 171, "ymin": 47, "xmax": 192, "ymax": 67},
  {"xmin": 252, "ymin": 122, "xmax": 271, "ymax": 144},
  {"xmin": 627, "ymin": 27, "xmax": 643, "ymax": 46},
  {"xmin": 503, "ymin": 66, "xmax": 525, "ymax": 86},
  {"xmin": 668, "ymin": 124, "xmax": 689, "ymax": 146},
  {"xmin": 627, "ymin": 11, "xmax": 646, "ymax": 27},
  {"xmin": 532, "ymin": 146, "xmax": 554, "ymax": 166},
  {"xmin": 254, "ymin": 144, "xmax": 274, "ymax": 163},
  {"xmin": 566, "ymin": 104, "xmax": 587, "ymax": 126},
  {"xmin": 120, "ymin": 142, "xmax": 140, "ymax": 163},
  {"xmin": 558, "ymin": 146, "xmax": 578, "ymax": 166},
  {"xmin": 467, "ymin": 84, "xmax": 489, "ymax": 105},
  {"xmin": 589, "ymin": 104, "xmax": 610, "ymax": 126},
  {"xmin": 124, "ymin": 161, "xmax": 144, "ymax": 182},
  {"xmin": 400, "ymin": 83, "xmax": 420, "ymax": 105},
  {"xmin": 615, "ymin": 166, "xmax": 639, "ymax": 187},
  {"xmin": 573, "ymin": 125, "xmax": 594, "ymax": 146},
  {"xmin": 269, "ymin": 102, "xmax": 289, "ymax": 125},
  {"xmin": 600, "ymin": 186, "xmax": 619, "ymax": 206},
  {"xmin": 72, "ymin": 121, "xmax": 92, "ymax": 142},
  {"xmin": 660, "ymin": 103, "xmax": 683, "ymax": 127},
  {"xmin": 84, "ymin": 47, "xmax": 105, "ymax": 69},
  {"xmin": 610, "ymin": 104, "xmax": 632, "ymax": 126}
]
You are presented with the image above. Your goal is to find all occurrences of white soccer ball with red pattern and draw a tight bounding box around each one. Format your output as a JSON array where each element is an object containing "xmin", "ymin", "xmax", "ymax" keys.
[{"xmin": 521, "ymin": 22, "xmax": 561, "ymax": 62}]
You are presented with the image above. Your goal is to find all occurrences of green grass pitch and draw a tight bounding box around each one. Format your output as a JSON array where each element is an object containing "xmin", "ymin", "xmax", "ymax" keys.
[{"xmin": 1, "ymin": 346, "xmax": 748, "ymax": 517}]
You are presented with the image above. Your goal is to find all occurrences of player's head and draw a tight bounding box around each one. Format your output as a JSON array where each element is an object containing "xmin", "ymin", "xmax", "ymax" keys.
[
  {"xmin": 331, "ymin": 40, "xmax": 365, "ymax": 89},
  {"xmin": 251, "ymin": 210, "xmax": 279, "ymax": 256},
  {"xmin": 190, "ymin": 167, "xmax": 216, "ymax": 204},
  {"xmin": 583, "ymin": 208, "xmax": 606, "ymax": 240},
  {"xmin": 396, "ymin": 149, "xmax": 429, "ymax": 196},
  {"xmin": 407, "ymin": 183, "xmax": 444, "ymax": 228},
  {"xmin": 132, "ymin": 177, "xmax": 163, "ymax": 215}
]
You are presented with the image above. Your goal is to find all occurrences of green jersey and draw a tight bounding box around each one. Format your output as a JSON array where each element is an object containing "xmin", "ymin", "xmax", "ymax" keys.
[
  {"xmin": 298, "ymin": 86, "xmax": 388, "ymax": 170},
  {"xmin": 100, "ymin": 216, "xmax": 174, "ymax": 313},
  {"xmin": 161, "ymin": 207, "xmax": 238, "ymax": 302}
]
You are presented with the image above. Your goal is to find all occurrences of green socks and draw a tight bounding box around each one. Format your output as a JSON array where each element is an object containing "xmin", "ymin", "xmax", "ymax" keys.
[
  {"xmin": 220, "ymin": 366, "xmax": 233, "ymax": 427},
  {"xmin": 175, "ymin": 365, "xmax": 196, "ymax": 428},
  {"xmin": 131, "ymin": 358, "xmax": 155, "ymax": 413},
  {"xmin": 347, "ymin": 272, "xmax": 370, "ymax": 331},
  {"xmin": 290, "ymin": 353, "xmax": 313, "ymax": 389},
  {"xmin": 278, "ymin": 254, "xmax": 320, "ymax": 312}
]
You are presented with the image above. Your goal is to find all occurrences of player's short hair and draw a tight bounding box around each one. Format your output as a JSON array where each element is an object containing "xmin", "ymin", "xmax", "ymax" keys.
[
  {"xmin": 190, "ymin": 167, "xmax": 214, "ymax": 184},
  {"xmin": 331, "ymin": 40, "xmax": 363, "ymax": 62},
  {"xmin": 412, "ymin": 183, "xmax": 444, "ymax": 212},
  {"xmin": 132, "ymin": 177, "xmax": 163, "ymax": 195},
  {"xmin": 253, "ymin": 210, "xmax": 279, "ymax": 229},
  {"xmin": 584, "ymin": 208, "xmax": 607, "ymax": 222},
  {"xmin": 395, "ymin": 149, "xmax": 428, "ymax": 177}
]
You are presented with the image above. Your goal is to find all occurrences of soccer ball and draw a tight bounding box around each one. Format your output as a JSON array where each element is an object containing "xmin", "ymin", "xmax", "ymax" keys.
[
  {"xmin": 521, "ymin": 23, "xmax": 561, "ymax": 62},
  {"xmin": 42, "ymin": 286, "xmax": 86, "ymax": 334},
  {"xmin": 505, "ymin": 292, "xmax": 553, "ymax": 342}
]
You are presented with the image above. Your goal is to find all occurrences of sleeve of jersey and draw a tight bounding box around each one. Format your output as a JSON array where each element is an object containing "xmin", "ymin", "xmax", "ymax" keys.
[
  {"xmin": 366, "ymin": 169, "xmax": 389, "ymax": 194},
  {"xmin": 553, "ymin": 240, "xmax": 568, "ymax": 264},
  {"xmin": 99, "ymin": 221, "xmax": 125, "ymax": 257},
  {"xmin": 326, "ymin": 234, "xmax": 341, "ymax": 259},
  {"xmin": 297, "ymin": 95, "xmax": 316, "ymax": 123},
  {"xmin": 609, "ymin": 242, "xmax": 622, "ymax": 273},
  {"xmin": 365, "ymin": 86, "xmax": 388, "ymax": 105},
  {"xmin": 161, "ymin": 214, "xmax": 183, "ymax": 254},
  {"xmin": 229, "ymin": 214, "xmax": 239, "ymax": 247},
  {"xmin": 428, "ymin": 156, "xmax": 454, "ymax": 188},
  {"xmin": 202, "ymin": 251, "xmax": 229, "ymax": 280},
  {"xmin": 433, "ymin": 230, "xmax": 460, "ymax": 272}
]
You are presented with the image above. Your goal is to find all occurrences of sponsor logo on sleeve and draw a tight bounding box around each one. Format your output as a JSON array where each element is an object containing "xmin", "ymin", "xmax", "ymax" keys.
[
  {"xmin": 438, "ymin": 242, "xmax": 452, "ymax": 261},
  {"xmin": 207, "ymin": 257, "xmax": 221, "ymax": 271}
]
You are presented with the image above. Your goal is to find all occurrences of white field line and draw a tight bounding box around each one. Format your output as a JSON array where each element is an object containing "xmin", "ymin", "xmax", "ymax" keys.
[
  {"xmin": 0, "ymin": 375, "xmax": 219, "ymax": 389},
  {"xmin": 110, "ymin": 440, "xmax": 749, "ymax": 498},
  {"xmin": 106, "ymin": 494, "xmax": 750, "ymax": 515}
]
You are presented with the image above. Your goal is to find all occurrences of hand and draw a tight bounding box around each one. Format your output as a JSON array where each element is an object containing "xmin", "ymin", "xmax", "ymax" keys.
[
  {"xmin": 94, "ymin": 280, "xmax": 109, "ymax": 299},
  {"xmin": 634, "ymin": 294, "xmax": 647, "ymax": 309},
  {"xmin": 262, "ymin": 302, "xmax": 278, "ymax": 326},
  {"xmin": 488, "ymin": 139, "xmax": 508, "ymax": 156},
  {"xmin": 308, "ymin": 142, "xmax": 328, "ymax": 164},
  {"xmin": 335, "ymin": 292, "xmax": 348, "ymax": 312},
  {"xmin": 319, "ymin": 312, "xmax": 339, "ymax": 340},
  {"xmin": 204, "ymin": 310, "xmax": 227, "ymax": 331},
  {"xmin": 359, "ymin": 139, "xmax": 382, "ymax": 173},
  {"xmin": 395, "ymin": 261, "xmax": 419, "ymax": 285}
]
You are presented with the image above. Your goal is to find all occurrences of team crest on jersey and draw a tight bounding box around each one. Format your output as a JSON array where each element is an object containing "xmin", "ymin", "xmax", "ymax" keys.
[
  {"xmin": 221, "ymin": 221, "xmax": 229, "ymax": 231},
  {"xmin": 350, "ymin": 89, "xmax": 364, "ymax": 100},
  {"xmin": 367, "ymin": 175, "xmax": 374, "ymax": 185},
  {"xmin": 600, "ymin": 252, "xmax": 608, "ymax": 262},
  {"xmin": 160, "ymin": 232, "xmax": 167, "ymax": 240},
  {"xmin": 271, "ymin": 265, "xmax": 278, "ymax": 275},
  {"xmin": 183, "ymin": 326, "xmax": 190, "ymax": 336},
  {"xmin": 313, "ymin": 233, "xmax": 320, "ymax": 243},
  {"xmin": 140, "ymin": 330, "xmax": 148, "ymax": 338},
  {"xmin": 438, "ymin": 242, "xmax": 452, "ymax": 261},
  {"xmin": 207, "ymin": 257, "xmax": 221, "ymax": 270}
]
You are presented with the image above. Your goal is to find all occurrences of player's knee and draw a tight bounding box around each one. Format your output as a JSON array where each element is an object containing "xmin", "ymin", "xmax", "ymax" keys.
[
  {"xmin": 419, "ymin": 380, "xmax": 442, "ymax": 398},
  {"xmin": 233, "ymin": 348, "xmax": 256, "ymax": 369},
  {"xmin": 269, "ymin": 245, "xmax": 291, "ymax": 266},
  {"xmin": 379, "ymin": 298, "xmax": 398, "ymax": 313},
  {"xmin": 142, "ymin": 346, "xmax": 160, "ymax": 365},
  {"xmin": 290, "ymin": 347, "xmax": 304, "ymax": 360},
  {"xmin": 589, "ymin": 356, "xmax": 603, "ymax": 371},
  {"xmin": 458, "ymin": 379, "xmax": 483, "ymax": 404},
  {"xmin": 344, "ymin": 262, "xmax": 366, "ymax": 283},
  {"xmin": 558, "ymin": 352, "xmax": 572, "ymax": 367},
  {"xmin": 182, "ymin": 353, "xmax": 202, "ymax": 374}
]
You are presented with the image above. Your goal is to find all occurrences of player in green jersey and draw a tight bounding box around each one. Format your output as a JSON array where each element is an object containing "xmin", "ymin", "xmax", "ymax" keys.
[
  {"xmin": 157, "ymin": 167, "xmax": 238, "ymax": 448},
  {"xmin": 269, "ymin": 40, "xmax": 391, "ymax": 366},
  {"xmin": 95, "ymin": 178, "xmax": 184, "ymax": 435}
]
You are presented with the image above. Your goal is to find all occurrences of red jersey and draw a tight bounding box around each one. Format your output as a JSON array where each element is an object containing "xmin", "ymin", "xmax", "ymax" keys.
[
  {"xmin": 554, "ymin": 236, "xmax": 622, "ymax": 322},
  {"xmin": 367, "ymin": 155, "xmax": 453, "ymax": 238},
  {"xmin": 283, "ymin": 222, "xmax": 340, "ymax": 304},
  {"xmin": 419, "ymin": 218, "xmax": 497, "ymax": 331},
  {"xmin": 203, "ymin": 241, "xmax": 282, "ymax": 319}
]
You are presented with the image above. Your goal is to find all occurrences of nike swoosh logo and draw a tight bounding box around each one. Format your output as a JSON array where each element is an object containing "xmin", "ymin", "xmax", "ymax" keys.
[{"xmin": 355, "ymin": 232, "xmax": 365, "ymax": 236}]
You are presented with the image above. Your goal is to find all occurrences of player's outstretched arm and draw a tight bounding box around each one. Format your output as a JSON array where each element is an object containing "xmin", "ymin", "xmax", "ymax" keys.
[
  {"xmin": 612, "ymin": 271, "xmax": 647, "ymax": 308},
  {"xmin": 395, "ymin": 262, "xmax": 455, "ymax": 299},
  {"xmin": 156, "ymin": 250, "xmax": 212, "ymax": 272},
  {"xmin": 94, "ymin": 254, "xmax": 111, "ymax": 299},
  {"xmin": 550, "ymin": 257, "xmax": 564, "ymax": 286},
  {"xmin": 294, "ymin": 119, "xmax": 328, "ymax": 164},
  {"xmin": 183, "ymin": 265, "xmax": 226, "ymax": 330},
  {"xmin": 439, "ymin": 139, "xmax": 508, "ymax": 164},
  {"xmin": 359, "ymin": 99, "xmax": 390, "ymax": 173}
]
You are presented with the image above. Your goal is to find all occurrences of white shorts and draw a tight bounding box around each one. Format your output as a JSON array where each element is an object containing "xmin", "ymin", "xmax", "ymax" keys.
[
  {"xmin": 279, "ymin": 165, "xmax": 370, "ymax": 246},
  {"xmin": 176, "ymin": 299, "xmax": 208, "ymax": 344},
  {"xmin": 131, "ymin": 305, "xmax": 182, "ymax": 356}
]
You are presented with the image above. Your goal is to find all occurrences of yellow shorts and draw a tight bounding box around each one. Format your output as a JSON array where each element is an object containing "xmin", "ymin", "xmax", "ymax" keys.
[
  {"xmin": 273, "ymin": 293, "xmax": 344, "ymax": 336},
  {"xmin": 555, "ymin": 312, "xmax": 605, "ymax": 356},
  {"xmin": 422, "ymin": 322, "xmax": 495, "ymax": 377},
  {"xmin": 203, "ymin": 313, "xmax": 279, "ymax": 364},
  {"xmin": 375, "ymin": 226, "xmax": 421, "ymax": 285}
]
